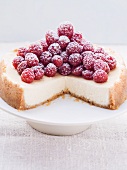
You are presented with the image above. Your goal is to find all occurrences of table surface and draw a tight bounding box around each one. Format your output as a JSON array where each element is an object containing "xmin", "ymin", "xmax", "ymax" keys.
[{"xmin": 0, "ymin": 43, "xmax": 127, "ymax": 170}]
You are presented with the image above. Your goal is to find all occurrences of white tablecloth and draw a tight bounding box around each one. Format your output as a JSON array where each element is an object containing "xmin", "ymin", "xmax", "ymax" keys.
[{"xmin": 0, "ymin": 43, "xmax": 127, "ymax": 170}]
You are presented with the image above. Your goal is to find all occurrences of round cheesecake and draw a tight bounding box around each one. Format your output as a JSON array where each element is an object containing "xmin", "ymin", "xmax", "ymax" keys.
[{"xmin": 0, "ymin": 48, "xmax": 127, "ymax": 110}]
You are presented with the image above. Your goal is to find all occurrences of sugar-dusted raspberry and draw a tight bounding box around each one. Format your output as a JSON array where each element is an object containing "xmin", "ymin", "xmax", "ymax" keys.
[
  {"xmin": 52, "ymin": 55, "xmax": 63, "ymax": 67},
  {"xmin": 40, "ymin": 39, "xmax": 48, "ymax": 51},
  {"xmin": 82, "ymin": 70, "xmax": 94, "ymax": 80},
  {"xmin": 60, "ymin": 51, "xmax": 69, "ymax": 63},
  {"xmin": 82, "ymin": 41, "xmax": 94, "ymax": 52},
  {"xmin": 93, "ymin": 69, "xmax": 108, "ymax": 83},
  {"xmin": 40, "ymin": 51, "xmax": 52, "ymax": 66},
  {"xmin": 17, "ymin": 61, "xmax": 28, "ymax": 75},
  {"xmin": 105, "ymin": 55, "xmax": 116, "ymax": 70},
  {"xmin": 46, "ymin": 30, "xmax": 59, "ymax": 45},
  {"xmin": 71, "ymin": 32, "xmax": 82, "ymax": 43},
  {"xmin": 93, "ymin": 53, "xmax": 106, "ymax": 61},
  {"xmin": 58, "ymin": 63, "xmax": 71, "ymax": 76},
  {"xmin": 21, "ymin": 68, "xmax": 35, "ymax": 83},
  {"xmin": 94, "ymin": 47, "xmax": 105, "ymax": 54},
  {"xmin": 72, "ymin": 65, "xmax": 83, "ymax": 76},
  {"xmin": 27, "ymin": 43, "xmax": 43, "ymax": 57},
  {"xmin": 12, "ymin": 56, "xmax": 24, "ymax": 69},
  {"xmin": 32, "ymin": 66, "xmax": 44, "ymax": 80},
  {"xmin": 69, "ymin": 53, "xmax": 83, "ymax": 66},
  {"xmin": 82, "ymin": 51, "xmax": 94, "ymax": 58},
  {"xmin": 44, "ymin": 63, "xmax": 57, "ymax": 77},
  {"xmin": 66, "ymin": 42, "xmax": 83, "ymax": 55},
  {"xmin": 83, "ymin": 53, "xmax": 95, "ymax": 70},
  {"xmin": 48, "ymin": 43, "xmax": 61, "ymax": 55},
  {"xmin": 25, "ymin": 53, "xmax": 39, "ymax": 67},
  {"xmin": 17, "ymin": 47, "xmax": 27, "ymax": 57},
  {"xmin": 38, "ymin": 62, "xmax": 44, "ymax": 69},
  {"xmin": 58, "ymin": 36, "xmax": 70, "ymax": 49},
  {"xmin": 57, "ymin": 21, "xmax": 74, "ymax": 39},
  {"xmin": 94, "ymin": 59, "xmax": 110, "ymax": 73}
]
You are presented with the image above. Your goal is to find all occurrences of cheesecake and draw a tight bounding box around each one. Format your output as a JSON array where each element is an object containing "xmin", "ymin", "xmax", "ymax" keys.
[{"xmin": 0, "ymin": 22, "xmax": 127, "ymax": 110}]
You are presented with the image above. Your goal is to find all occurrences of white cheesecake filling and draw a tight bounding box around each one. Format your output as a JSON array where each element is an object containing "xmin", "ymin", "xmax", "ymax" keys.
[{"xmin": 2, "ymin": 50, "xmax": 124, "ymax": 107}]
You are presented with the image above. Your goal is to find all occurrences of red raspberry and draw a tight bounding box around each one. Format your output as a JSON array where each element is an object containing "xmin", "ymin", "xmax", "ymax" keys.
[
  {"xmin": 82, "ymin": 51, "xmax": 94, "ymax": 58},
  {"xmin": 60, "ymin": 51, "xmax": 69, "ymax": 63},
  {"xmin": 58, "ymin": 36, "xmax": 70, "ymax": 49},
  {"xmin": 58, "ymin": 63, "xmax": 71, "ymax": 76},
  {"xmin": 72, "ymin": 65, "xmax": 83, "ymax": 76},
  {"xmin": 57, "ymin": 21, "xmax": 74, "ymax": 39},
  {"xmin": 71, "ymin": 32, "xmax": 82, "ymax": 43},
  {"xmin": 27, "ymin": 43, "xmax": 43, "ymax": 57},
  {"xmin": 44, "ymin": 63, "xmax": 57, "ymax": 77},
  {"xmin": 83, "ymin": 53, "xmax": 95, "ymax": 70},
  {"xmin": 94, "ymin": 47, "xmax": 105, "ymax": 54},
  {"xmin": 66, "ymin": 42, "xmax": 83, "ymax": 55},
  {"xmin": 46, "ymin": 30, "xmax": 59, "ymax": 45},
  {"xmin": 40, "ymin": 51, "xmax": 52, "ymax": 66},
  {"xmin": 82, "ymin": 41, "xmax": 94, "ymax": 52},
  {"xmin": 82, "ymin": 70, "xmax": 94, "ymax": 80},
  {"xmin": 21, "ymin": 68, "xmax": 35, "ymax": 83},
  {"xmin": 105, "ymin": 55, "xmax": 116, "ymax": 70},
  {"xmin": 48, "ymin": 43, "xmax": 61, "ymax": 55},
  {"xmin": 40, "ymin": 40, "xmax": 48, "ymax": 51},
  {"xmin": 38, "ymin": 62, "xmax": 44, "ymax": 69},
  {"xmin": 17, "ymin": 47, "xmax": 27, "ymax": 57},
  {"xmin": 12, "ymin": 56, "xmax": 24, "ymax": 69},
  {"xmin": 52, "ymin": 55, "xmax": 63, "ymax": 67},
  {"xmin": 25, "ymin": 53, "xmax": 39, "ymax": 67},
  {"xmin": 93, "ymin": 53, "xmax": 106, "ymax": 61},
  {"xmin": 69, "ymin": 53, "xmax": 83, "ymax": 66},
  {"xmin": 93, "ymin": 70, "xmax": 108, "ymax": 83},
  {"xmin": 17, "ymin": 61, "xmax": 28, "ymax": 75},
  {"xmin": 32, "ymin": 66, "xmax": 44, "ymax": 80},
  {"xmin": 94, "ymin": 59, "xmax": 110, "ymax": 73}
]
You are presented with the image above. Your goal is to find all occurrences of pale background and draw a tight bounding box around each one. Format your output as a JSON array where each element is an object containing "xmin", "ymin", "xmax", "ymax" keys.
[{"xmin": 0, "ymin": 0, "xmax": 127, "ymax": 44}]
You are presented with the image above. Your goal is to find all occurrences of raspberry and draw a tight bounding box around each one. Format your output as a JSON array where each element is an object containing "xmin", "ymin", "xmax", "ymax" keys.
[
  {"xmin": 58, "ymin": 36, "xmax": 70, "ymax": 49},
  {"xmin": 58, "ymin": 63, "xmax": 71, "ymax": 76},
  {"xmin": 17, "ymin": 47, "xmax": 27, "ymax": 57},
  {"xmin": 82, "ymin": 51, "xmax": 94, "ymax": 58},
  {"xmin": 82, "ymin": 70, "xmax": 94, "ymax": 80},
  {"xmin": 60, "ymin": 51, "xmax": 69, "ymax": 63},
  {"xmin": 94, "ymin": 47, "xmax": 105, "ymax": 54},
  {"xmin": 38, "ymin": 62, "xmax": 44, "ymax": 69},
  {"xmin": 72, "ymin": 65, "xmax": 83, "ymax": 76},
  {"xmin": 105, "ymin": 55, "xmax": 116, "ymax": 70},
  {"xmin": 69, "ymin": 53, "xmax": 83, "ymax": 66},
  {"xmin": 48, "ymin": 43, "xmax": 61, "ymax": 55},
  {"xmin": 71, "ymin": 32, "xmax": 82, "ymax": 43},
  {"xmin": 57, "ymin": 21, "xmax": 74, "ymax": 39},
  {"xmin": 93, "ymin": 53, "xmax": 106, "ymax": 61},
  {"xmin": 40, "ymin": 51, "xmax": 52, "ymax": 66},
  {"xmin": 66, "ymin": 42, "xmax": 83, "ymax": 55},
  {"xmin": 46, "ymin": 30, "xmax": 59, "ymax": 45},
  {"xmin": 27, "ymin": 43, "xmax": 43, "ymax": 57},
  {"xmin": 25, "ymin": 53, "xmax": 39, "ymax": 67},
  {"xmin": 21, "ymin": 68, "xmax": 35, "ymax": 83},
  {"xmin": 94, "ymin": 59, "xmax": 110, "ymax": 73},
  {"xmin": 83, "ymin": 53, "xmax": 95, "ymax": 70},
  {"xmin": 17, "ymin": 61, "xmax": 28, "ymax": 75},
  {"xmin": 82, "ymin": 41, "xmax": 94, "ymax": 52},
  {"xmin": 32, "ymin": 66, "xmax": 44, "ymax": 80},
  {"xmin": 93, "ymin": 70, "xmax": 108, "ymax": 83},
  {"xmin": 52, "ymin": 55, "xmax": 63, "ymax": 67},
  {"xmin": 44, "ymin": 63, "xmax": 57, "ymax": 77},
  {"xmin": 40, "ymin": 40, "xmax": 48, "ymax": 51},
  {"xmin": 12, "ymin": 56, "xmax": 24, "ymax": 69}
]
